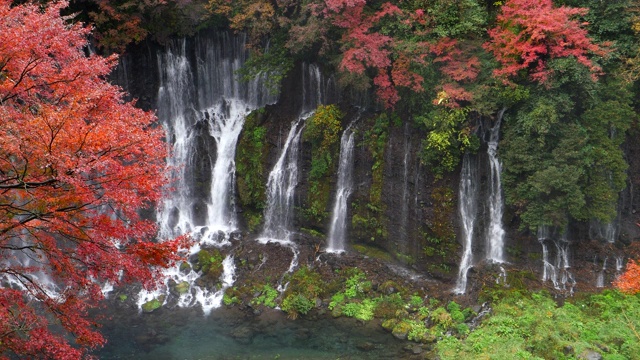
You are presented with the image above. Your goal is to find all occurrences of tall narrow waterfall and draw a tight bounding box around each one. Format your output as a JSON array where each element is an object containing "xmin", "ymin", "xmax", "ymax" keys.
[
  {"xmin": 139, "ymin": 33, "xmax": 277, "ymax": 314},
  {"xmin": 454, "ymin": 154, "xmax": 479, "ymax": 294},
  {"xmin": 326, "ymin": 124, "xmax": 356, "ymax": 253},
  {"xmin": 486, "ymin": 109, "xmax": 506, "ymax": 263},
  {"xmin": 259, "ymin": 116, "xmax": 308, "ymax": 243}
]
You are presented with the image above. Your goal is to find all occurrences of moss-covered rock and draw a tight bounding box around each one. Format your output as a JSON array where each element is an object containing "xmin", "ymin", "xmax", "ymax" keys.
[
  {"xmin": 142, "ymin": 295, "xmax": 165, "ymax": 313},
  {"xmin": 194, "ymin": 248, "xmax": 223, "ymax": 279},
  {"xmin": 392, "ymin": 320, "xmax": 412, "ymax": 340},
  {"xmin": 175, "ymin": 281, "xmax": 190, "ymax": 294},
  {"xmin": 179, "ymin": 261, "xmax": 192, "ymax": 273}
]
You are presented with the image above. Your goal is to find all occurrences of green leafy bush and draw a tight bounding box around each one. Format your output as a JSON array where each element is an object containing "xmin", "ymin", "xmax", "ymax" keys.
[{"xmin": 252, "ymin": 284, "xmax": 278, "ymax": 308}]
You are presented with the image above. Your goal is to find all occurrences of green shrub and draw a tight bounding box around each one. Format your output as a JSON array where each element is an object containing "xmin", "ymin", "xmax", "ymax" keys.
[
  {"xmin": 252, "ymin": 284, "xmax": 278, "ymax": 308},
  {"xmin": 281, "ymin": 294, "xmax": 315, "ymax": 316}
]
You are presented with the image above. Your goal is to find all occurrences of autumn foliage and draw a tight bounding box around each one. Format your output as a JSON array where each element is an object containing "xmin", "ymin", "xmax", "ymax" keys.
[
  {"xmin": 485, "ymin": 0, "xmax": 609, "ymax": 83},
  {"xmin": 0, "ymin": 1, "xmax": 183, "ymax": 357},
  {"xmin": 615, "ymin": 260, "xmax": 640, "ymax": 294}
]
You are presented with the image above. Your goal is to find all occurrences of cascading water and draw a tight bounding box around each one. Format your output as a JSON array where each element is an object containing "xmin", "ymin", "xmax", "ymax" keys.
[
  {"xmin": 259, "ymin": 115, "xmax": 308, "ymax": 243},
  {"xmin": 258, "ymin": 64, "xmax": 332, "ymax": 279},
  {"xmin": 326, "ymin": 122, "xmax": 357, "ymax": 253},
  {"xmin": 538, "ymin": 226, "xmax": 574, "ymax": 292},
  {"xmin": 201, "ymin": 100, "xmax": 248, "ymax": 234},
  {"xmin": 616, "ymin": 256, "xmax": 625, "ymax": 273},
  {"xmin": 454, "ymin": 154, "xmax": 479, "ymax": 294},
  {"xmin": 590, "ymin": 218, "xmax": 619, "ymax": 244},
  {"xmin": 486, "ymin": 109, "xmax": 506, "ymax": 263},
  {"xmin": 596, "ymin": 257, "xmax": 607, "ymax": 288},
  {"xmin": 538, "ymin": 226, "xmax": 555, "ymax": 284},
  {"xmin": 138, "ymin": 33, "xmax": 277, "ymax": 314}
]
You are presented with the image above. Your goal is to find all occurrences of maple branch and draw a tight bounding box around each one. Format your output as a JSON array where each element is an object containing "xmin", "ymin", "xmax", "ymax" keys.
[
  {"xmin": 0, "ymin": 56, "xmax": 42, "ymax": 103},
  {"xmin": 0, "ymin": 178, "xmax": 57, "ymax": 189}
]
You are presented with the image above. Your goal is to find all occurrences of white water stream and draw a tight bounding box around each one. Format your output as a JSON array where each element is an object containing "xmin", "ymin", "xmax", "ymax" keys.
[
  {"xmin": 138, "ymin": 33, "xmax": 277, "ymax": 314},
  {"xmin": 454, "ymin": 154, "xmax": 479, "ymax": 294},
  {"xmin": 326, "ymin": 123, "xmax": 357, "ymax": 253},
  {"xmin": 486, "ymin": 109, "xmax": 506, "ymax": 263}
]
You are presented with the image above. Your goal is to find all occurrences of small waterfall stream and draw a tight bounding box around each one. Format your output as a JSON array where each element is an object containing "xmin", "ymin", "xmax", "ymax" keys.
[
  {"xmin": 538, "ymin": 226, "xmax": 575, "ymax": 292},
  {"xmin": 486, "ymin": 109, "xmax": 506, "ymax": 263},
  {"xmin": 454, "ymin": 154, "xmax": 479, "ymax": 294},
  {"xmin": 590, "ymin": 218, "xmax": 620, "ymax": 244},
  {"xmin": 596, "ymin": 257, "xmax": 607, "ymax": 288},
  {"xmin": 326, "ymin": 122, "xmax": 357, "ymax": 253},
  {"xmin": 139, "ymin": 33, "xmax": 277, "ymax": 314}
]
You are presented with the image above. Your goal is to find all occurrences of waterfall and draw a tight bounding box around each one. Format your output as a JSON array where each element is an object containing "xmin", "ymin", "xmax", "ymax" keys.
[
  {"xmin": 616, "ymin": 256, "xmax": 625, "ymax": 272},
  {"xmin": 258, "ymin": 64, "xmax": 332, "ymax": 282},
  {"xmin": 157, "ymin": 34, "xmax": 277, "ymax": 242},
  {"xmin": 538, "ymin": 226, "xmax": 555, "ymax": 284},
  {"xmin": 589, "ymin": 218, "xmax": 619, "ymax": 244},
  {"xmin": 156, "ymin": 41, "xmax": 196, "ymax": 240},
  {"xmin": 486, "ymin": 109, "xmax": 506, "ymax": 263},
  {"xmin": 1, "ymin": 238, "xmax": 61, "ymax": 300},
  {"xmin": 139, "ymin": 33, "xmax": 277, "ymax": 313},
  {"xmin": 201, "ymin": 100, "xmax": 247, "ymax": 234},
  {"xmin": 259, "ymin": 115, "xmax": 308, "ymax": 243},
  {"xmin": 454, "ymin": 154, "xmax": 479, "ymax": 294},
  {"xmin": 596, "ymin": 257, "xmax": 607, "ymax": 288},
  {"xmin": 538, "ymin": 226, "xmax": 574, "ymax": 291},
  {"xmin": 326, "ymin": 123, "xmax": 357, "ymax": 253},
  {"xmin": 259, "ymin": 63, "xmax": 332, "ymax": 243}
]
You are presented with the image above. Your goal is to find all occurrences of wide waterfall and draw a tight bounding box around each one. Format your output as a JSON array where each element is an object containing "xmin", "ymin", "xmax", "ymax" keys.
[
  {"xmin": 157, "ymin": 34, "xmax": 277, "ymax": 241},
  {"xmin": 454, "ymin": 154, "xmax": 479, "ymax": 294},
  {"xmin": 139, "ymin": 33, "xmax": 277, "ymax": 314},
  {"xmin": 486, "ymin": 109, "xmax": 506, "ymax": 263},
  {"xmin": 326, "ymin": 123, "xmax": 357, "ymax": 253}
]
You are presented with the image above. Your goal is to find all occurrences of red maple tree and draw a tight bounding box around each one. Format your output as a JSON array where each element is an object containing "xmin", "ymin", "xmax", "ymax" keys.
[
  {"xmin": 325, "ymin": 1, "xmax": 426, "ymax": 108},
  {"xmin": 0, "ymin": 1, "xmax": 184, "ymax": 357},
  {"xmin": 615, "ymin": 260, "xmax": 640, "ymax": 294},
  {"xmin": 484, "ymin": 0, "xmax": 609, "ymax": 83}
]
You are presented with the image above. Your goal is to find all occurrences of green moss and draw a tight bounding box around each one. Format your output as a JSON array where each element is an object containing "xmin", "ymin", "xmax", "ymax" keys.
[
  {"xmin": 417, "ymin": 107, "xmax": 478, "ymax": 178},
  {"xmin": 175, "ymin": 281, "xmax": 190, "ymax": 294},
  {"xmin": 302, "ymin": 105, "xmax": 343, "ymax": 224},
  {"xmin": 142, "ymin": 296, "xmax": 165, "ymax": 313},
  {"xmin": 236, "ymin": 109, "xmax": 268, "ymax": 232},
  {"xmin": 351, "ymin": 244, "xmax": 393, "ymax": 261},
  {"xmin": 350, "ymin": 113, "xmax": 392, "ymax": 242},
  {"xmin": 423, "ymin": 185, "xmax": 457, "ymax": 274},
  {"xmin": 179, "ymin": 261, "xmax": 191, "ymax": 273},
  {"xmin": 195, "ymin": 248, "xmax": 224, "ymax": 279}
]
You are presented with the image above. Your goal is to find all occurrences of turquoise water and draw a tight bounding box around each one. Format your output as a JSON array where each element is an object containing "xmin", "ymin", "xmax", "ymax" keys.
[{"xmin": 96, "ymin": 307, "xmax": 413, "ymax": 360}]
